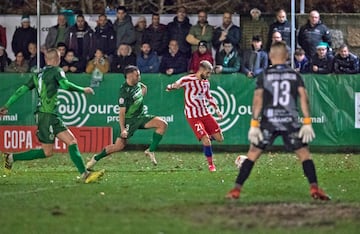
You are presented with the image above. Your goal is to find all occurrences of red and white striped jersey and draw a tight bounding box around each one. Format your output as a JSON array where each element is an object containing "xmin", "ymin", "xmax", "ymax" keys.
[{"xmin": 175, "ymin": 74, "xmax": 217, "ymax": 118}]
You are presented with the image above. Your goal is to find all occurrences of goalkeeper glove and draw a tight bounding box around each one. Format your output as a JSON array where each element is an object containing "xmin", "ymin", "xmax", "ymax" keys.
[
  {"xmin": 248, "ymin": 119, "xmax": 263, "ymax": 145},
  {"xmin": 299, "ymin": 117, "xmax": 315, "ymax": 143}
]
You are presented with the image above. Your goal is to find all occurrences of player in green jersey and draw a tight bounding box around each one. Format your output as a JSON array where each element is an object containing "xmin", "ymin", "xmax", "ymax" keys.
[
  {"xmin": 86, "ymin": 65, "xmax": 168, "ymax": 169},
  {"xmin": 0, "ymin": 48, "xmax": 104, "ymax": 183}
]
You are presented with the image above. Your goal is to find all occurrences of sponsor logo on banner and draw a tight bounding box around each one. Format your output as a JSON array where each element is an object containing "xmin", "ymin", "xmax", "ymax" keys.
[
  {"xmin": 0, "ymin": 126, "xmax": 112, "ymax": 153},
  {"xmin": 210, "ymin": 86, "xmax": 252, "ymax": 132}
]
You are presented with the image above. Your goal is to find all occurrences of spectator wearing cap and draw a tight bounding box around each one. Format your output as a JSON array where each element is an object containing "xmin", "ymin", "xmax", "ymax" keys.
[
  {"xmin": 294, "ymin": 48, "xmax": 310, "ymax": 73},
  {"xmin": 240, "ymin": 8, "xmax": 268, "ymax": 54},
  {"xmin": 186, "ymin": 10, "xmax": 214, "ymax": 52},
  {"xmin": 0, "ymin": 45, "xmax": 11, "ymax": 72},
  {"xmin": 298, "ymin": 10, "xmax": 332, "ymax": 59},
  {"xmin": 189, "ymin": 40, "xmax": 214, "ymax": 73},
  {"xmin": 159, "ymin": 39, "xmax": 188, "ymax": 75},
  {"xmin": 214, "ymin": 39, "xmax": 240, "ymax": 74},
  {"xmin": 167, "ymin": 7, "xmax": 192, "ymax": 59},
  {"xmin": 134, "ymin": 16, "xmax": 147, "ymax": 56},
  {"xmin": 213, "ymin": 12, "xmax": 240, "ymax": 53},
  {"xmin": 136, "ymin": 41, "xmax": 160, "ymax": 73},
  {"xmin": 11, "ymin": 14, "xmax": 37, "ymax": 60},
  {"xmin": 333, "ymin": 44, "xmax": 359, "ymax": 74},
  {"xmin": 143, "ymin": 13, "xmax": 168, "ymax": 57},
  {"xmin": 311, "ymin": 42, "xmax": 334, "ymax": 74},
  {"xmin": 241, "ymin": 35, "xmax": 268, "ymax": 78},
  {"xmin": 0, "ymin": 23, "xmax": 7, "ymax": 49},
  {"xmin": 45, "ymin": 13, "xmax": 69, "ymax": 49},
  {"xmin": 267, "ymin": 8, "xmax": 291, "ymax": 51}
]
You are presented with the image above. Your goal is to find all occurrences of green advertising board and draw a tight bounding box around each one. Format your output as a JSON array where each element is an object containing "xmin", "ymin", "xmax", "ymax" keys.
[{"xmin": 0, "ymin": 73, "xmax": 359, "ymax": 147}]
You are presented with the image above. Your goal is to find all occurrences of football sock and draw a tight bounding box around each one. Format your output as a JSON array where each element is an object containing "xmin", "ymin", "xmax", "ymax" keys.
[
  {"xmin": 149, "ymin": 132, "xmax": 163, "ymax": 152},
  {"xmin": 302, "ymin": 159, "xmax": 318, "ymax": 184},
  {"xmin": 13, "ymin": 149, "xmax": 46, "ymax": 161},
  {"xmin": 94, "ymin": 149, "xmax": 107, "ymax": 161},
  {"xmin": 68, "ymin": 144, "xmax": 86, "ymax": 174},
  {"xmin": 235, "ymin": 159, "xmax": 254, "ymax": 186},
  {"xmin": 203, "ymin": 145, "xmax": 213, "ymax": 165}
]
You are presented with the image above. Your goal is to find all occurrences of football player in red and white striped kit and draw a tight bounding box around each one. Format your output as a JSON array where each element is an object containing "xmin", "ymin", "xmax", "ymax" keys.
[{"xmin": 166, "ymin": 60, "xmax": 224, "ymax": 172}]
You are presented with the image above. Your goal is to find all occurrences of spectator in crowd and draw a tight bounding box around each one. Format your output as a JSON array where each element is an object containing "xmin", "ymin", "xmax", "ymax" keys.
[
  {"xmin": 241, "ymin": 8, "xmax": 268, "ymax": 53},
  {"xmin": 60, "ymin": 49, "xmax": 82, "ymax": 73},
  {"xmin": 186, "ymin": 10, "xmax": 214, "ymax": 52},
  {"xmin": 270, "ymin": 31, "xmax": 290, "ymax": 62},
  {"xmin": 113, "ymin": 6, "xmax": 136, "ymax": 49},
  {"xmin": 0, "ymin": 45, "xmax": 11, "ymax": 72},
  {"xmin": 311, "ymin": 42, "xmax": 334, "ymax": 74},
  {"xmin": 167, "ymin": 6, "xmax": 192, "ymax": 59},
  {"xmin": 5, "ymin": 51, "xmax": 29, "ymax": 73},
  {"xmin": 143, "ymin": 13, "xmax": 168, "ymax": 57},
  {"xmin": 45, "ymin": 13, "xmax": 69, "ymax": 49},
  {"xmin": 111, "ymin": 44, "xmax": 136, "ymax": 73},
  {"xmin": 0, "ymin": 24, "xmax": 7, "ymax": 49},
  {"xmin": 136, "ymin": 41, "xmax": 160, "ymax": 73},
  {"xmin": 241, "ymin": 35, "xmax": 268, "ymax": 78},
  {"xmin": 159, "ymin": 39, "xmax": 188, "ymax": 75},
  {"xmin": 215, "ymin": 40, "xmax": 241, "ymax": 74},
  {"xmin": 134, "ymin": 16, "xmax": 147, "ymax": 56},
  {"xmin": 189, "ymin": 40, "xmax": 214, "ymax": 73},
  {"xmin": 267, "ymin": 8, "xmax": 291, "ymax": 51},
  {"xmin": 27, "ymin": 42, "xmax": 45, "ymax": 71},
  {"xmin": 56, "ymin": 42, "xmax": 67, "ymax": 64},
  {"xmin": 294, "ymin": 48, "xmax": 310, "ymax": 73},
  {"xmin": 94, "ymin": 14, "xmax": 116, "ymax": 61},
  {"xmin": 298, "ymin": 10, "xmax": 332, "ymax": 59},
  {"xmin": 65, "ymin": 14, "xmax": 95, "ymax": 68},
  {"xmin": 11, "ymin": 15, "xmax": 37, "ymax": 60},
  {"xmin": 213, "ymin": 12, "xmax": 240, "ymax": 53},
  {"xmin": 333, "ymin": 44, "xmax": 359, "ymax": 74},
  {"xmin": 86, "ymin": 49, "xmax": 110, "ymax": 87}
]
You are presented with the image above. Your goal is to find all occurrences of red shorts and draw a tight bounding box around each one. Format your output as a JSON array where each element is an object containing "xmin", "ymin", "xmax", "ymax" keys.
[{"xmin": 186, "ymin": 115, "xmax": 221, "ymax": 140}]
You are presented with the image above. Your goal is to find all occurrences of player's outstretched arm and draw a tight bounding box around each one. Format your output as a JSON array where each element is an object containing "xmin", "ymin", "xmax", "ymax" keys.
[
  {"xmin": 166, "ymin": 82, "xmax": 181, "ymax": 91},
  {"xmin": 0, "ymin": 107, "xmax": 8, "ymax": 116},
  {"xmin": 59, "ymin": 79, "xmax": 94, "ymax": 95},
  {"xmin": 1, "ymin": 85, "xmax": 29, "ymax": 114}
]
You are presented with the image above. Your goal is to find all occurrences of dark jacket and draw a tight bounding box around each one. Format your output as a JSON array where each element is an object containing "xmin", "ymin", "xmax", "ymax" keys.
[
  {"xmin": 212, "ymin": 24, "xmax": 240, "ymax": 52},
  {"xmin": 111, "ymin": 53, "xmax": 137, "ymax": 73},
  {"xmin": 94, "ymin": 20, "xmax": 116, "ymax": 56},
  {"xmin": 294, "ymin": 56, "xmax": 310, "ymax": 73},
  {"xmin": 0, "ymin": 53, "xmax": 11, "ymax": 72},
  {"xmin": 113, "ymin": 14, "xmax": 136, "ymax": 48},
  {"xmin": 311, "ymin": 54, "xmax": 334, "ymax": 74},
  {"xmin": 143, "ymin": 23, "xmax": 168, "ymax": 56},
  {"xmin": 28, "ymin": 53, "xmax": 45, "ymax": 71},
  {"xmin": 298, "ymin": 20, "xmax": 332, "ymax": 58},
  {"xmin": 167, "ymin": 16, "xmax": 192, "ymax": 58},
  {"xmin": 267, "ymin": 20, "xmax": 291, "ymax": 50},
  {"xmin": 60, "ymin": 58, "xmax": 83, "ymax": 73},
  {"xmin": 333, "ymin": 53, "xmax": 359, "ymax": 74},
  {"xmin": 136, "ymin": 50, "xmax": 160, "ymax": 73},
  {"xmin": 159, "ymin": 50, "xmax": 188, "ymax": 74},
  {"xmin": 65, "ymin": 23, "xmax": 95, "ymax": 62},
  {"xmin": 11, "ymin": 26, "xmax": 37, "ymax": 60},
  {"xmin": 241, "ymin": 47, "xmax": 268, "ymax": 77}
]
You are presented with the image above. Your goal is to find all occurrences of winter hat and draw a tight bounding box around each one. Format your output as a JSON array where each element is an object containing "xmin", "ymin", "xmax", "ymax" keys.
[
  {"xmin": 252, "ymin": 35, "xmax": 262, "ymax": 41},
  {"xmin": 250, "ymin": 8, "xmax": 261, "ymax": 15},
  {"xmin": 198, "ymin": 41, "xmax": 207, "ymax": 48},
  {"xmin": 316, "ymin": 42, "xmax": 328, "ymax": 49},
  {"xmin": 21, "ymin": 15, "xmax": 30, "ymax": 23}
]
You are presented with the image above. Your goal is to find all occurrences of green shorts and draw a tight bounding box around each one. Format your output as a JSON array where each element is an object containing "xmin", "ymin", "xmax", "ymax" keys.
[
  {"xmin": 35, "ymin": 112, "xmax": 68, "ymax": 144},
  {"xmin": 122, "ymin": 115, "xmax": 155, "ymax": 138}
]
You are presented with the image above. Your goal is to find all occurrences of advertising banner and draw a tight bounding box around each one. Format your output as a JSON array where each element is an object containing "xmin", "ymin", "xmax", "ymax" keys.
[{"xmin": 0, "ymin": 73, "xmax": 359, "ymax": 149}]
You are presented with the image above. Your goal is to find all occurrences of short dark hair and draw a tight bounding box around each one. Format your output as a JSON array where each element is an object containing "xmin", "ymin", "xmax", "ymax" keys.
[
  {"xmin": 117, "ymin": 6, "xmax": 127, "ymax": 13},
  {"xmin": 124, "ymin": 65, "xmax": 139, "ymax": 78}
]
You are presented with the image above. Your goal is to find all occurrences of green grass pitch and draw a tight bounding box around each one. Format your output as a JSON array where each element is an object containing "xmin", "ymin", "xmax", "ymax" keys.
[{"xmin": 1, "ymin": 150, "xmax": 359, "ymax": 234}]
